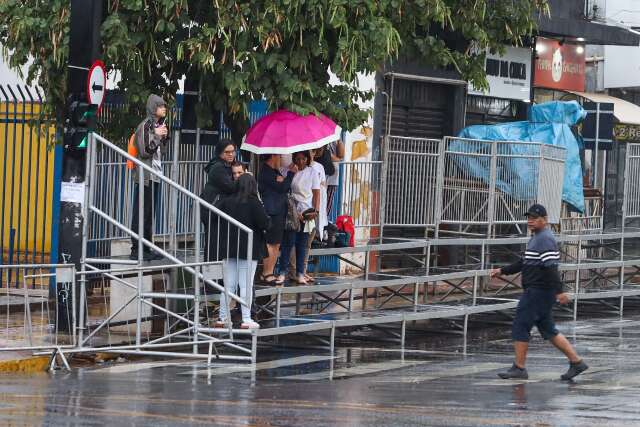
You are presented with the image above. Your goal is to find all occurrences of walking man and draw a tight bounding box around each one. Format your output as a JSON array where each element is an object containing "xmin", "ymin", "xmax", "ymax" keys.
[{"xmin": 491, "ymin": 204, "xmax": 588, "ymax": 380}]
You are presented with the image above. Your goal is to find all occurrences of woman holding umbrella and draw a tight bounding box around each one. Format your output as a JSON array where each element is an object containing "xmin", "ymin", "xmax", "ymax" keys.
[
  {"xmin": 258, "ymin": 154, "xmax": 297, "ymax": 285},
  {"xmin": 241, "ymin": 110, "xmax": 342, "ymax": 283}
]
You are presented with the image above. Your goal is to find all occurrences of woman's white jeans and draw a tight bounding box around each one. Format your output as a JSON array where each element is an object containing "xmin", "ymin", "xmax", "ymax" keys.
[{"xmin": 220, "ymin": 259, "xmax": 257, "ymax": 322}]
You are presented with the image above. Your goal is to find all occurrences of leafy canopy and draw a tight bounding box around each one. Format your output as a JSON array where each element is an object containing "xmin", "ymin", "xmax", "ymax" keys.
[{"xmin": 0, "ymin": 0, "xmax": 548, "ymax": 142}]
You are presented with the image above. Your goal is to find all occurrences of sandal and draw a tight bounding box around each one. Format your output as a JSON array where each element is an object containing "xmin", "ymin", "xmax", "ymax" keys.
[
  {"xmin": 293, "ymin": 274, "xmax": 308, "ymax": 285},
  {"xmin": 261, "ymin": 274, "xmax": 285, "ymax": 285},
  {"xmin": 304, "ymin": 274, "xmax": 315, "ymax": 283}
]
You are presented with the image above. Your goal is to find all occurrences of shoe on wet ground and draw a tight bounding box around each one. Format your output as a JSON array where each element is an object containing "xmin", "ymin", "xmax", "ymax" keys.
[
  {"xmin": 498, "ymin": 364, "xmax": 529, "ymax": 380},
  {"xmin": 561, "ymin": 360, "xmax": 588, "ymax": 380}
]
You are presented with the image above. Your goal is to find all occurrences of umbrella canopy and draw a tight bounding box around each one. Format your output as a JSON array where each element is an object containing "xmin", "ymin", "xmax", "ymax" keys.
[{"xmin": 241, "ymin": 110, "xmax": 342, "ymax": 154}]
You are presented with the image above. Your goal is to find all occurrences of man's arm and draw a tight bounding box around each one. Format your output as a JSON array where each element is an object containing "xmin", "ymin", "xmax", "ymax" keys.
[
  {"xmin": 499, "ymin": 258, "xmax": 523, "ymax": 276},
  {"xmin": 491, "ymin": 258, "xmax": 523, "ymax": 278},
  {"xmin": 260, "ymin": 168, "xmax": 293, "ymax": 194}
]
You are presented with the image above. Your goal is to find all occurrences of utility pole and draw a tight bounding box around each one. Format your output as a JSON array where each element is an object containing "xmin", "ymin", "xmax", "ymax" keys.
[{"xmin": 57, "ymin": 0, "xmax": 103, "ymax": 332}]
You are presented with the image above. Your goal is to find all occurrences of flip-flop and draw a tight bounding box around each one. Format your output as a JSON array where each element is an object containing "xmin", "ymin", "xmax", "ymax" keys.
[
  {"xmin": 304, "ymin": 274, "xmax": 315, "ymax": 283},
  {"xmin": 261, "ymin": 274, "xmax": 284, "ymax": 285},
  {"xmin": 293, "ymin": 275, "xmax": 308, "ymax": 285}
]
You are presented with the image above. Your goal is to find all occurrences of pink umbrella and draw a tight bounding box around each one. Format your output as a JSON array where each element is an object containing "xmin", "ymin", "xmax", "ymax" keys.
[{"xmin": 241, "ymin": 110, "xmax": 342, "ymax": 154}]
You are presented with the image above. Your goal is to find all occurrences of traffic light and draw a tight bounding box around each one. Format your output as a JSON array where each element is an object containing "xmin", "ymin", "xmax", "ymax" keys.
[{"xmin": 63, "ymin": 101, "xmax": 98, "ymax": 150}]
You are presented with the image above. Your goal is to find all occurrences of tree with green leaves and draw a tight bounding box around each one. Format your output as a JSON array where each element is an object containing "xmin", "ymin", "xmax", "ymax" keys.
[{"xmin": 0, "ymin": 0, "xmax": 548, "ymax": 144}]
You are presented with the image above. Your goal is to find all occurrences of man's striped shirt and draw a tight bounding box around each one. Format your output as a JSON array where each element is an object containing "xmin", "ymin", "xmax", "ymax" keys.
[{"xmin": 501, "ymin": 228, "xmax": 563, "ymax": 293}]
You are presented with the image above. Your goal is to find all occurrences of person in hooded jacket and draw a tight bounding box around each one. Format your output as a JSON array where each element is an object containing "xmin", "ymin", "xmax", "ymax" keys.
[
  {"xmin": 201, "ymin": 139, "xmax": 237, "ymax": 261},
  {"xmin": 215, "ymin": 174, "xmax": 270, "ymax": 329},
  {"xmin": 130, "ymin": 94, "xmax": 169, "ymax": 260}
]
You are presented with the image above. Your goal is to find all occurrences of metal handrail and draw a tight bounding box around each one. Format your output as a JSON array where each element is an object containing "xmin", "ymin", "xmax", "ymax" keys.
[{"xmin": 92, "ymin": 133, "xmax": 252, "ymax": 234}]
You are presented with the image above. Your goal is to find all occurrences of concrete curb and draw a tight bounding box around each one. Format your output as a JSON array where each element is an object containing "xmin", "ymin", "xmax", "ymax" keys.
[{"xmin": 0, "ymin": 356, "xmax": 50, "ymax": 373}]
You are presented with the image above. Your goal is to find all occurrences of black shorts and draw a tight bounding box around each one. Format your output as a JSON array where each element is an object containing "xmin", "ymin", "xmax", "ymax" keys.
[
  {"xmin": 265, "ymin": 214, "xmax": 285, "ymax": 245},
  {"xmin": 512, "ymin": 287, "xmax": 559, "ymax": 342}
]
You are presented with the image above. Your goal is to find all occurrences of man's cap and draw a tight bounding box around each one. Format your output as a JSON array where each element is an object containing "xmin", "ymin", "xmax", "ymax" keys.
[{"xmin": 524, "ymin": 204, "xmax": 547, "ymax": 218}]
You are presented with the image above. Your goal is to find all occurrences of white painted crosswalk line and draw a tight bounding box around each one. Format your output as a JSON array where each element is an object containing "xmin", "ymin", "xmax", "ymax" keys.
[
  {"xmin": 181, "ymin": 355, "xmax": 336, "ymax": 376},
  {"xmin": 277, "ymin": 360, "xmax": 430, "ymax": 381},
  {"xmin": 89, "ymin": 359, "xmax": 198, "ymax": 374},
  {"xmin": 373, "ymin": 362, "xmax": 511, "ymax": 384}
]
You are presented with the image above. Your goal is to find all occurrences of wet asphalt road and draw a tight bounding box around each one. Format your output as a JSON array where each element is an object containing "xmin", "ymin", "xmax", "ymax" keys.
[{"xmin": 3, "ymin": 314, "xmax": 640, "ymax": 426}]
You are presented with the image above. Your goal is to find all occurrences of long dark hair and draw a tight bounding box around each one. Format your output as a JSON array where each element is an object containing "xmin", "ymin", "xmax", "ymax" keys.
[{"xmin": 234, "ymin": 173, "xmax": 259, "ymax": 203}]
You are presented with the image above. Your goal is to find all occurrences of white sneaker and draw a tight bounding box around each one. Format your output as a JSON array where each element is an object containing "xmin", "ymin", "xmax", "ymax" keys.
[{"xmin": 240, "ymin": 319, "xmax": 260, "ymax": 329}]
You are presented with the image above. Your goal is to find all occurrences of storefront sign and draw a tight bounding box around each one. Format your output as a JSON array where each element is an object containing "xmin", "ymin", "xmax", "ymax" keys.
[
  {"xmin": 468, "ymin": 46, "xmax": 532, "ymax": 101},
  {"xmin": 614, "ymin": 124, "xmax": 640, "ymax": 142},
  {"xmin": 534, "ymin": 37, "xmax": 585, "ymax": 92}
]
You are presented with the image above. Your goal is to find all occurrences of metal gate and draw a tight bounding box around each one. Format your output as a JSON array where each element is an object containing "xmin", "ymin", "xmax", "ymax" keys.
[
  {"xmin": 437, "ymin": 137, "xmax": 565, "ymax": 235},
  {"xmin": 382, "ymin": 136, "xmax": 440, "ymax": 228},
  {"xmin": 624, "ymin": 143, "xmax": 640, "ymax": 220},
  {"xmin": 0, "ymin": 85, "xmax": 60, "ymax": 268}
]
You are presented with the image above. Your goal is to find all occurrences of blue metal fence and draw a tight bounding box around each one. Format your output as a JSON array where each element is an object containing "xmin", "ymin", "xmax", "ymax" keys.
[{"xmin": 0, "ymin": 84, "xmax": 61, "ymax": 282}]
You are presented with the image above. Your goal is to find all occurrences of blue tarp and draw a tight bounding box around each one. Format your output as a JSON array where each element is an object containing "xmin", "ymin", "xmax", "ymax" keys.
[{"xmin": 457, "ymin": 101, "xmax": 586, "ymax": 213}]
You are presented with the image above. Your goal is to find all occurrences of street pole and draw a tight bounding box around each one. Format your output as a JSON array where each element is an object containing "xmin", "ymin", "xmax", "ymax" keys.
[{"xmin": 57, "ymin": 0, "xmax": 103, "ymax": 333}]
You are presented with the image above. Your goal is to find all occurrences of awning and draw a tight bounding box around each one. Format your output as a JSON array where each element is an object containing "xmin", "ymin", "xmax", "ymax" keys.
[{"xmin": 564, "ymin": 91, "xmax": 640, "ymax": 125}]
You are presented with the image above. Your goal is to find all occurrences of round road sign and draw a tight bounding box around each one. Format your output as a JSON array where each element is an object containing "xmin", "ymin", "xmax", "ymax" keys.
[{"xmin": 87, "ymin": 60, "xmax": 106, "ymax": 110}]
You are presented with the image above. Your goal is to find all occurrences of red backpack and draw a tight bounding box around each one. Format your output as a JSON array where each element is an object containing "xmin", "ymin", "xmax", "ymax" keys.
[{"xmin": 336, "ymin": 215, "xmax": 355, "ymax": 247}]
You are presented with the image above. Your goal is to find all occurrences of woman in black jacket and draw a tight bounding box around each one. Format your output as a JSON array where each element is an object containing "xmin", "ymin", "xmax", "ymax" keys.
[
  {"xmin": 215, "ymin": 174, "xmax": 270, "ymax": 329},
  {"xmin": 258, "ymin": 154, "xmax": 297, "ymax": 285},
  {"xmin": 201, "ymin": 139, "xmax": 236, "ymax": 261}
]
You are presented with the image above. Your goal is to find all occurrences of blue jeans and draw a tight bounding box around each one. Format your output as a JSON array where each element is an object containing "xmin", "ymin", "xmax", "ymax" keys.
[
  {"xmin": 220, "ymin": 259, "xmax": 257, "ymax": 322},
  {"xmin": 278, "ymin": 230, "xmax": 309, "ymax": 277}
]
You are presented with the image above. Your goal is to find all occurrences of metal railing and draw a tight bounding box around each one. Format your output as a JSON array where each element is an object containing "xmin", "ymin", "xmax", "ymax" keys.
[
  {"xmin": 376, "ymin": 135, "xmax": 566, "ymax": 237},
  {"xmin": 382, "ymin": 136, "xmax": 440, "ymax": 228},
  {"xmin": 624, "ymin": 143, "xmax": 640, "ymax": 220},
  {"xmin": 0, "ymin": 84, "xmax": 58, "ymax": 268},
  {"xmin": 0, "ymin": 264, "xmax": 75, "ymax": 353},
  {"xmin": 80, "ymin": 132, "xmax": 256, "ymax": 361},
  {"xmin": 437, "ymin": 137, "xmax": 566, "ymax": 235},
  {"xmin": 337, "ymin": 161, "xmax": 382, "ymax": 229},
  {"xmin": 561, "ymin": 196, "xmax": 603, "ymax": 235}
]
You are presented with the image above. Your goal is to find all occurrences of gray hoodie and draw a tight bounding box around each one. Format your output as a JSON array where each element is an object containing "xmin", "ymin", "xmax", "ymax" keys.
[{"xmin": 133, "ymin": 94, "xmax": 169, "ymax": 184}]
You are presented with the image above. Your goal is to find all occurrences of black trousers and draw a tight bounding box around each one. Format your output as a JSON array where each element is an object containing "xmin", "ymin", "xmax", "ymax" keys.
[{"xmin": 130, "ymin": 182, "xmax": 160, "ymax": 253}]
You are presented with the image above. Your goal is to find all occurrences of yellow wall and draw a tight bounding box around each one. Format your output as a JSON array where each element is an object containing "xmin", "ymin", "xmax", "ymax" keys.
[{"xmin": 0, "ymin": 101, "xmax": 56, "ymax": 257}]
